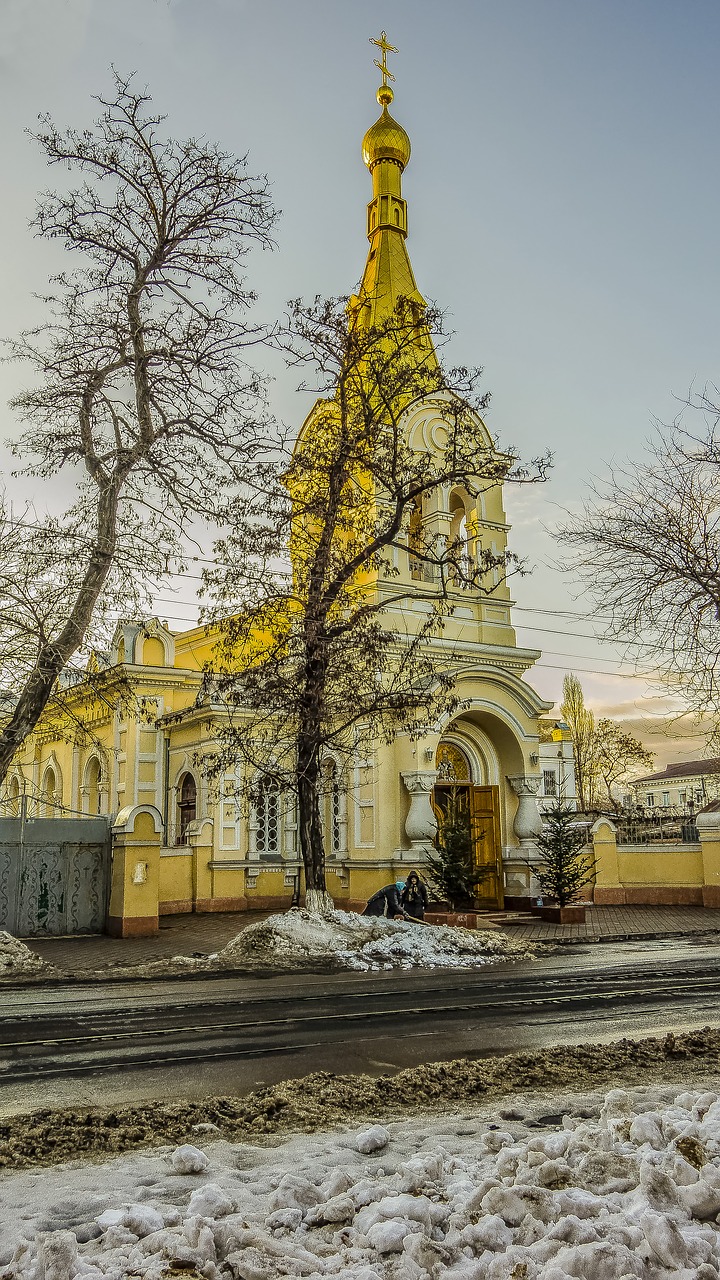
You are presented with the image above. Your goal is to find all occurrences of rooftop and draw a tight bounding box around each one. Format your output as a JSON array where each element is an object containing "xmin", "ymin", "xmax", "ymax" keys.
[{"xmin": 632, "ymin": 757, "xmax": 720, "ymax": 785}]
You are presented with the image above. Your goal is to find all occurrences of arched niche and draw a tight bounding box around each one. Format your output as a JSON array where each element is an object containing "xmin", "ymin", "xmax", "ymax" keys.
[
  {"xmin": 41, "ymin": 760, "xmax": 61, "ymax": 816},
  {"xmin": 5, "ymin": 773, "xmax": 22, "ymax": 816},
  {"xmin": 82, "ymin": 753, "xmax": 106, "ymax": 815},
  {"xmin": 142, "ymin": 636, "xmax": 167, "ymax": 666}
]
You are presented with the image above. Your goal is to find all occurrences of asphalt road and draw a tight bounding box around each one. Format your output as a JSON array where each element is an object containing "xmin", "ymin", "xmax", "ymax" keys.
[{"xmin": 1, "ymin": 937, "xmax": 719, "ymax": 1116}]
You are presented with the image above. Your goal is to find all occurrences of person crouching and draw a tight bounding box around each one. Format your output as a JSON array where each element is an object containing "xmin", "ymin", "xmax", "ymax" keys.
[{"xmin": 362, "ymin": 880, "xmax": 407, "ymax": 920}]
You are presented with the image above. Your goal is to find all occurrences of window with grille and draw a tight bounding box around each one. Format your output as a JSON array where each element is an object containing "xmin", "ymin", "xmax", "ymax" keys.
[
  {"xmin": 543, "ymin": 769, "xmax": 557, "ymax": 797},
  {"xmin": 323, "ymin": 759, "xmax": 343, "ymax": 855},
  {"xmin": 255, "ymin": 779, "xmax": 280, "ymax": 856}
]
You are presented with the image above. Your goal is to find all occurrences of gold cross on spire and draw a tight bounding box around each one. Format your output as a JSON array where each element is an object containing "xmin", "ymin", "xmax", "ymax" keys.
[{"xmin": 370, "ymin": 31, "xmax": 398, "ymax": 87}]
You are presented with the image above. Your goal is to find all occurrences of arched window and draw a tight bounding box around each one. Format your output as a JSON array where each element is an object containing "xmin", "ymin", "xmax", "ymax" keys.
[
  {"xmin": 6, "ymin": 774, "xmax": 20, "ymax": 817},
  {"xmin": 449, "ymin": 492, "xmax": 472, "ymax": 587},
  {"xmin": 84, "ymin": 756, "xmax": 103, "ymax": 815},
  {"xmin": 435, "ymin": 741, "xmax": 472, "ymax": 783},
  {"xmin": 177, "ymin": 772, "xmax": 197, "ymax": 845},
  {"xmin": 254, "ymin": 778, "xmax": 280, "ymax": 858},
  {"xmin": 42, "ymin": 766, "xmax": 57, "ymax": 816},
  {"xmin": 322, "ymin": 758, "xmax": 344, "ymax": 856}
]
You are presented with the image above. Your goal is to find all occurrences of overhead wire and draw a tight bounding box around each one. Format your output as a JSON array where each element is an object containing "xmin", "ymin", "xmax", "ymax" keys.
[{"xmin": 7, "ymin": 514, "xmax": 663, "ymax": 681}]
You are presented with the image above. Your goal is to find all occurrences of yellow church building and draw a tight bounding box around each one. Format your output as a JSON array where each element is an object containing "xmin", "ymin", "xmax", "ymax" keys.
[{"xmin": 2, "ymin": 51, "xmax": 556, "ymax": 935}]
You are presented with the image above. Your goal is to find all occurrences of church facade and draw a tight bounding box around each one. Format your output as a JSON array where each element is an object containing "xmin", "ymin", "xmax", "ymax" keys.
[{"xmin": 3, "ymin": 51, "xmax": 559, "ymax": 932}]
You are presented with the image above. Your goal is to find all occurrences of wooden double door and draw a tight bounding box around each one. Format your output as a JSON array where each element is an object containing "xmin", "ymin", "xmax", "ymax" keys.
[{"xmin": 432, "ymin": 782, "xmax": 504, "ymax": 909}]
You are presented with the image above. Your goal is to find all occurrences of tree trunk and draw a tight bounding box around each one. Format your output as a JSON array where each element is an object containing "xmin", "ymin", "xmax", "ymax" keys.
[
  {"xmin": 0, "ymin": 489, "xmax": 118, "ymax": 787},
  {"xmin": 296, "ymin": 733, "xmax": 334, "ymax": 915}
]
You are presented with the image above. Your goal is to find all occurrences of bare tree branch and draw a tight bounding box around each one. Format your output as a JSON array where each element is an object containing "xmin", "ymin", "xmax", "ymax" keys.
[
  {"xmin": 200, "ymin": 295, "xmax": 549, "ymax": 901},
  {"xmin": 0, "ymin": 71, "xmax": 278, "ymax": 782}
]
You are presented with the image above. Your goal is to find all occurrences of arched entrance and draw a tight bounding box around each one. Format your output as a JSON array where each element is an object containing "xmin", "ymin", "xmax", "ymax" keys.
[{"xmin": 434, "ymin": 741, "xmax": 503, "ymax": 908}]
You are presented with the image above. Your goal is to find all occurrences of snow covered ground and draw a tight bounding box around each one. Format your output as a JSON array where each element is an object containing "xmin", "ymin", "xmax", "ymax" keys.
[
  {"xmin": 5, "ymin": 1082, "xmax": 720, "ymax": 1278},
  {"xmin": 0, "ymin": 911, "xmax": 533, "ymax": 986},
  {"xmin": 87, "ymin": 909, "xmax": 534, "ymax": 982},
  {"xmin": 0, "ymin": 933, "xmax": 47, "ymax": 977},
  {"xmin": 217, "ymin": 909, "xmax": 533, "ymax": 973}
]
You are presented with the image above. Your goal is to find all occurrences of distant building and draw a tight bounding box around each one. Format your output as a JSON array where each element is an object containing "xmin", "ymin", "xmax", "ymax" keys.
[
  {"xmin": 629, "ymin": 758, "xmax": 720, "ymax": 810},
  {"xmin": 537, "ymin": 721, "xmax": 576, "ymax": 811}
]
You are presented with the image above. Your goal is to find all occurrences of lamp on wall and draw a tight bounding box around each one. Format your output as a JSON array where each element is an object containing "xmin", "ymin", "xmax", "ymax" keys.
[{"xmin": 529, "ymin": 752, "xmax": 539, "ymax": 766}]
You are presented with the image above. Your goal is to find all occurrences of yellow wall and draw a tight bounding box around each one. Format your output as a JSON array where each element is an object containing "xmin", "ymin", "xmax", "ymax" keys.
[
  {"xmin": 159, "ymin": 853, "xmax": 194, "ymax": 912},
  {"xmin": 616, "ymin": 847, "xmax": 704, "ymax": 887}
]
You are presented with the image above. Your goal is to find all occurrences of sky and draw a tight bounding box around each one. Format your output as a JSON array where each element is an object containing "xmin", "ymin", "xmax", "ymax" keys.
[{"xmin": 1, "ymin": 0, "xmax": 719, "ymax": 763}]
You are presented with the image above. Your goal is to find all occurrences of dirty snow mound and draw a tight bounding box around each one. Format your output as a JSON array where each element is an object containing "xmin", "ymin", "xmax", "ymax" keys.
[
  {"xmin": 218, "ymin": 907, "xmax": 533, "ymax": 971},
  {"xmin": 0, "ymin": 931, "xmax": 46, "ymax": 976},
  {"xmin": 7, "ymin": 1085, "xmax": 720, "ymax": 1276}
]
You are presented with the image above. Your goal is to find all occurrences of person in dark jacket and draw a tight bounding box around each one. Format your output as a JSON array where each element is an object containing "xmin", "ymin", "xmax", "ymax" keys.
[
  {"xmin": 401, "ymin": 870, "xmax": 429, "ymax": 921},
  {"xmin": 363, "ymin": 880, "xmax": 406, "ymax": 918}
]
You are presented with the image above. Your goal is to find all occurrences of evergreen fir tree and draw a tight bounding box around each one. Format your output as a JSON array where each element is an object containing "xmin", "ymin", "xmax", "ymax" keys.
[
  {"xmin": 425, "ymin": 788, "xmax": 490, "ymax": 909},
  {"xmin": 534, "ymin": 801, "xmax": 595, "ymax": 906}
]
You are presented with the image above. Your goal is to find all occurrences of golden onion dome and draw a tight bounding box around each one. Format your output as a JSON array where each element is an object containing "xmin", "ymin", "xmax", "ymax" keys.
[{"xmin": 362, "ymin": 88, "xmax": 411, "ymax": 171}]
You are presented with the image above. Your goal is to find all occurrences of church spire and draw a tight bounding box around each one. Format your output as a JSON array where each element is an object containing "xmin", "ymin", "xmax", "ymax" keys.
[{"xmin": 357, "ymin": 32, "xmax": 426, "ymax": 326}]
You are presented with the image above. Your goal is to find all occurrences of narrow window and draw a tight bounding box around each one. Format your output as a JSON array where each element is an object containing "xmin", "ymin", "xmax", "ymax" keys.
[
  {"xmin": 408, "ymin": 497, "xmax": 423, "ymax": 579},
  {"xmin": 322, "ymin": 759, "xmax": 343, "ymax": 855},
  {"xmin": 6, "ymin": 776, "xmax": 20, "ymax": 817},
  {"xmin": 255, "ymin": 779, "xmax": 280, "ymax": 857},
  {"xmin": 85, "ymin": 757, "xmax": 103, "ymax": 815},
  {"xmin": 43, "ymin": 766, "xmax": 57, "ymax": 816},
  {"xmin": 542, "ymin": 769, "xmax": 557, "ymax": 797},
  {"xmin": 177, "ymin": 773, "xmax": 197, "ymax": 844}
]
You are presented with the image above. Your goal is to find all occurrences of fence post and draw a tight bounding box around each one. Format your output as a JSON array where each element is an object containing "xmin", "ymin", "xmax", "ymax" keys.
[
  {"xmin": 590, "ymin": 817, "xmax": 624, "ymax": 904},
  {"xmin": 108, "ymin": 804, "xmax": 163, "ymax": 937},
  {"xmin": 696, "ymin": 803, "xmax": 720, "ymax": 907}
]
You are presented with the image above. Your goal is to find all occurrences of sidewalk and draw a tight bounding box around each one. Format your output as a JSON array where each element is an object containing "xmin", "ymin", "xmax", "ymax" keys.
[
  {"xmin": 22, "ymin": 904, "xmax": 720, "ymax": 977},
  {"xmin": 26, "ymin": 910, "xmax": 274, "ymax": 976},
  {"xmin": 492, "ymin": 903, "xmax": 720, "ymax": 945}
]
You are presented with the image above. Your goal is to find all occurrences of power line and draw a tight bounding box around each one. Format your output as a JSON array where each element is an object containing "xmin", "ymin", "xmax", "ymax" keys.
[{"xmin": 2, "ymin": 515, "xmax": 626, "ymax": 625}]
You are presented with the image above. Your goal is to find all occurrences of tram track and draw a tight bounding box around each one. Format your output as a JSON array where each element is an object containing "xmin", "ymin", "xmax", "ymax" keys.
[{"xmin": 2, "ymin": 955, "xmax": 720, "ymax": 1086}]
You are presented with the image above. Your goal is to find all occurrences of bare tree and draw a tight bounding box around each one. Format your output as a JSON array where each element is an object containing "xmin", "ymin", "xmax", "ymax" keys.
[
  {"xmin": 560, "ymin": 674, "xmax": 652, "ymax": 811},
  {"xmin": 203, "ymin": 296, "xmax": 548, "ymax": 912},
  {"xmin": 591, "ymin": 718, "xmax": 654, "ymax": 812},
  {"xmin": 560, "ymin": 395, "xmax": 720, "ymax": 733},
  {"xmin": 0, "ymin": 72, "xmax": 277, "ymax": 784},
  {"xmin": 560, "ymin": 673, "xmax": 595, "ymax": 810}
]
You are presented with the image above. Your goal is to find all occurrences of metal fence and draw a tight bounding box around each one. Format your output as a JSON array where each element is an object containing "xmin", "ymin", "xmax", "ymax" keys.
[{"xmin": 614, "ymin": 807, "xmax": 699, "ymax": 846}]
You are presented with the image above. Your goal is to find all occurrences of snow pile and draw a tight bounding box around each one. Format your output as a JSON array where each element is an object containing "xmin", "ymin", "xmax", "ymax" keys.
[
  {"xmin": 0, "ymin": 931, "xmax": 46, "ymax": 977},
  {"xmin": 8, "ymin": 1085, "xmax": 720, "ymax": 1276},
  {"xmin": 218, "ymin": 907, "xmax": 532, "ymax": 971}
]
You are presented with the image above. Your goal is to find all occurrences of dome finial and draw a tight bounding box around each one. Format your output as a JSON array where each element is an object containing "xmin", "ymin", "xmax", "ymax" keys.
[
  {"xmin": 370, "ymin": 30, "xmax": 398, "ymax": 106},
  {"xmin": 362, "ymin": 30, "xmax": 411, "ymax": 171}
]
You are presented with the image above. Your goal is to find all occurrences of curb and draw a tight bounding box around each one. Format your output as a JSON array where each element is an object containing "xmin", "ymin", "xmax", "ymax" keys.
[{"xmin": 518, "ymin": 928, "xmax": 720, "ymax": 947}]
